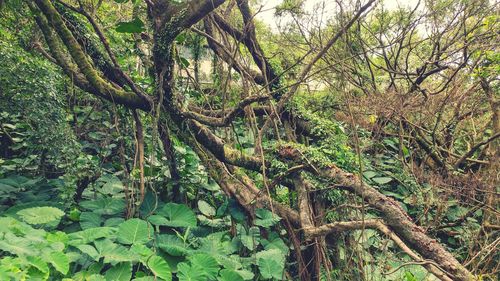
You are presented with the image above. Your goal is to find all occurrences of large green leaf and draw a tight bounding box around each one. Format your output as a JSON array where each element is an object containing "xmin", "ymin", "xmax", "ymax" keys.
[
  {"xmin": 261, "ymin": 236, "xmax": 288, "ymax": 255},
  {"xmin": 94, "ymin": 239, "xmax": 137, "ymax": 264},
  {"xmin": 147, "ymin": 255, "xmax": 171, "ymax": 281},
  {"xmin": 156, "ymin": 203, "xmax": 197, "ymax": 228},
  {"xmin": 80, "ymin": 212, "xmax": 103, "ymax": 229},
  {"xmin": 237, "ymin": 225, "xmax": 260, "ymax": 250},
  {"xmin": 139, "ymin": 191, "xmax": 157, "ymax": 217},
  {"xmin": 258, "ymin": 258, "xmax": 283, "ymax": 280},
  {"xmin": 77, "ymin": 244, "xmax": 100, "ymax": 261},
  {"xmin": 27, "ymin": 256, "xmax": 49, "ymax": 273},
  {"xmin": 147, "ymin": 215, "xmax": 170, "ymax": 226},
  {"xmin": 80, "ymin": 198, "xmax": 126, "ymax": 215},
  {"xmin": 188, "ymin": 253, "xmax": 219, "ymax": 279},
  {"xmin": 104, "ymin": 217, "xmax": 125, "ymax": 227},
  {"xmin": 218, "ymin": 269, "xmax": 244, "ymax": 281},
  {"xmin": 117, "ymin": 218, "xmax": 151, "ymax": 245},
  {"xmin": 88, "ymin": 274, "xmax": 107, "ymax": 281},
  {"xmin": 256, "ymin": 249, "xmax": 285, "ymax": 280},
  {"xmin": 157, "ymin": 234, "xmax": 189, "ymax": 256},
  {"xmin": 130, "ymin": 244, "xmax": 153, "ymax": 264},
  {"xmin": 17, "ymin": 206, "xmax": 64, "ymax": 225},
  {"xmin": 100, "ymin": 176, "xmax": 124, "ymax": 195},
  {"xmin": 48, "ymin": 252, "xmax": 69, "ymax": 275},
  {"xmin": 254, "ymin": 208, "xmax": 280, "ymax": 228},
  {"xmin": 228, "ymin": 200, "xmax": 245, "ymax": 222},
  {"xmin": 197, "ymin": 232, "xmax": 237, "ymax": 256},
  {"xmin": 235, "ymin": 269, "xmax": 254, "ymax": 280},
  {"xmin": 197, "ymin": 200, "xmax": 216, "ymax": 217},
  {"xmin": 176, "ymin": 262, "xmax": 205, "ymax": 281},
  {"xmin": 0, "ymin": 232, "xmax": 35, "ymax": 256},
  {"xmin": 68, "ymin": 227, "xmax": 116, "ymax": 245},
  {"xmin": 105, "ymin": 262, "xmax": 132, "ymax": 281}
]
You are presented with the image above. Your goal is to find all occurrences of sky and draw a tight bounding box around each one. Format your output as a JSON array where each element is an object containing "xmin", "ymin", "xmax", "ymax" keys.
[{"xmin": 255, "ymin": 0, "xmax": 420, "ymax": 29}]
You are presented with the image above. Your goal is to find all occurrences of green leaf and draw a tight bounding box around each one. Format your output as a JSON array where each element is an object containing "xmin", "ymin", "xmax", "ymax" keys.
[
  {"xmin": 157, "ymin": 234, "xmax": 188, "ymax": 256},
  {"xmin": 261, "ymin": 236, "xmax": 288, "ymax": 254},
  {"xmin": 139, "ymin": 192, "xmax": 157, "ymax": 217},
  {"xmin": 130, "ymin": 244, "xmax": 153, "ymax": 264},
  {"xmin": 372, "ymin": 177, "xmax": 393, "ymax": 185},
  {"xmin": 254, "ymin": 208, "xmax": 280, "ymax": 228},
  {"xmin": 156, "ymin": 203, "xmax": 197, "ymax": 228},
  {"xmin": 80, "ymin": 212, "xmax": 103, "ymax": 229},
  {"xmin": 218, "ymin": 269, "xmax": 244, "ymax": 281},
  {"xmin": 105, "ymin": 262, "xmax": 132, "ymax": 281},
  {"xmin": 0, "ymin": 233, "xmax": 34, "ymax": 256},
  {"xmin": 188, "ymin": 253, "xmax": 219, "ymax": 279},
  {"xmin": 116, "ymin": 18, "xmax": 145, "ymax": 33},
  {"xmin": 80, "ymin": 198, "xmax": 126, "ymax": 215},
  {"xmin": 147, "ymin": 255, "xmax": 171, "ymax": 281},
  {"xmin": 179, "ymin": 57, "xmax": 190, "ymax": 68},
  {"xmin": 363, "ymin": 170, "xmax": 378, "ymax": 179},
  {"xmin": 46, "ymin": 231, "xmax": 69, "ymax": 245},
  {"xmin": 48, "ymin": 252, "xmax": 69, "ymax": 275},
  {"xmin": 201, "ymin": 182, "xmax": 220, "ymax": 191},
  {"xmin": 175, "ymin": 33, "xmax": 187, "ymax": 44},
  {"xmin": 177, "ymin": 262, "xmax": 205, "ymax": 281},
  {"xmin": 235, "ymin": 269, "xmax": 254, "ymax": 280},
  {"xmin": 238, "ymin": 225, "xmax": 260, "ymax": 250},
  {"xmin": 228, "ymin": 200, "xmax": 245, "ymax": 222},
  {"xmin": 117, "ymin": 218, "xmax": 151, "ymax": 245},
  {"xmin": 148, "ymin": 214, "xmax": 169, "ymax": 226},
  {"xmin": 69, "ymin": 227, "xmax": 116, "ymax": 245},
  {"xmin": 198, "ymin": 200, "xmax": 216, "ymax": 217},
  {"xmin": 88, "ymin": 274, "xmax": 107, "ymax": 281},
  {"xmin": 104, "ymin": 217, "xmax": 125, "ymax": 227},
  {"xmin": 77, "ymin": 244, "xmax": 100, "ymax": 262},
  {"xmin": 94, "ymin": 239, "xmax": 136, "ymax": 264},
  {"xmin": 404, "ymin": 271, "xmax": 418, "ymax": 281},
  {"xmin": 101, "ymin": 176, "xmax": 124, "ymax": 195},
  {"xmin": 258, "ymin": 258, "xmax": 283, "ymax": 280},
  {"xmin": 17, "ymin": 206, "xmax": 64, "ymax": 225},
  {"xmin": 257, "ymin": 249, "xmax": 285, "ymax": 280},
  {"xmin": 27, "ymin": 256, "xmax": 49, "ymax": 273}
]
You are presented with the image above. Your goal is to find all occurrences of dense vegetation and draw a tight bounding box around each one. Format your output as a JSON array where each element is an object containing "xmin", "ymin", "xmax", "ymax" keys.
[{"xmin": 0, "ymin": 0, "xmax": 498, "ymax": 280}]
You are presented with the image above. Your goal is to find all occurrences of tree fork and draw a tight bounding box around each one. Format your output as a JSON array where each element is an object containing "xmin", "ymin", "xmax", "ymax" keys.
[{"xmin": 276, "ymin": 146, "xmax": 474, "ymax": 280}]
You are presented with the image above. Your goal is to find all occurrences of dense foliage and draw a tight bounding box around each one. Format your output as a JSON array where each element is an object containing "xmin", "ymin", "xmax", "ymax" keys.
[{"xmin": 0, "ymin": 0, "xmax": 498, "ymax": 280}]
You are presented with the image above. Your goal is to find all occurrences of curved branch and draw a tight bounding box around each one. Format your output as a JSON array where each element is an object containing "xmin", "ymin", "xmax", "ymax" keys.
[
  {"xmin": 276, "ymin": 146, "xmax": 474, "ymax": 281},
  {"xmin": 305, "ymin": 219, "xmax": 453, "ymax": 280},
  {"xmin": 34, "ymin": 0, "xmax": 148, "ymax": 110},
  {"xmin": 454, "ymin": 132, "xmax": 500, "ymax": 169},
  {"xmin": 181, "ymin": 94, "xmax": 269, "ymax": 126}
]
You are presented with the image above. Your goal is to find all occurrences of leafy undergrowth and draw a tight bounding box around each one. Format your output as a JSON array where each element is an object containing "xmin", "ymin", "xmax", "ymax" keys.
[{"xmin": 0, "ymin": 174, "xmax": 288, "ymax": 281}]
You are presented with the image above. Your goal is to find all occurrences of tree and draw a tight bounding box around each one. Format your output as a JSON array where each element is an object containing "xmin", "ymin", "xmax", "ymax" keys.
[{"xmin": 4, "ymin": 0, "xmax": 497, "ymax": 280}]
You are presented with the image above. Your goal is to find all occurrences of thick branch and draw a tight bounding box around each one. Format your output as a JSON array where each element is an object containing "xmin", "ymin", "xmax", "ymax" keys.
[
  {"xmin": 181, "ymin": 94, "xmax": 269, "ymax": 127},
  {"xmin": 305, "ymin": 219, "xmax": 453, "ymax": 281},
  {"xmin": 277, "ymin": 146, "xmax": 474, "ymax": 281},
  {"xmin": 34, "ymin": 0, "xmax": 148, "ymax": 110}
]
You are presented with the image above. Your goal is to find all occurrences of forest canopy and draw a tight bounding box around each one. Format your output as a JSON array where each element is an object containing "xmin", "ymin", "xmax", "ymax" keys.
[{"xmin": 0, "ymin": 0, "xmax": 498, "ymax": 280}]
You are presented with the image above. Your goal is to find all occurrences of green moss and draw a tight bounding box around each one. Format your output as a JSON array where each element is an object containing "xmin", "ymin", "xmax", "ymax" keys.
[
  {"xmin": 286, "ymin": 95, "xmax": 358, "ymax": 171},
  {"xmin": 154, "ymin": 9, "xmax": 188, "ymax": 61}
]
